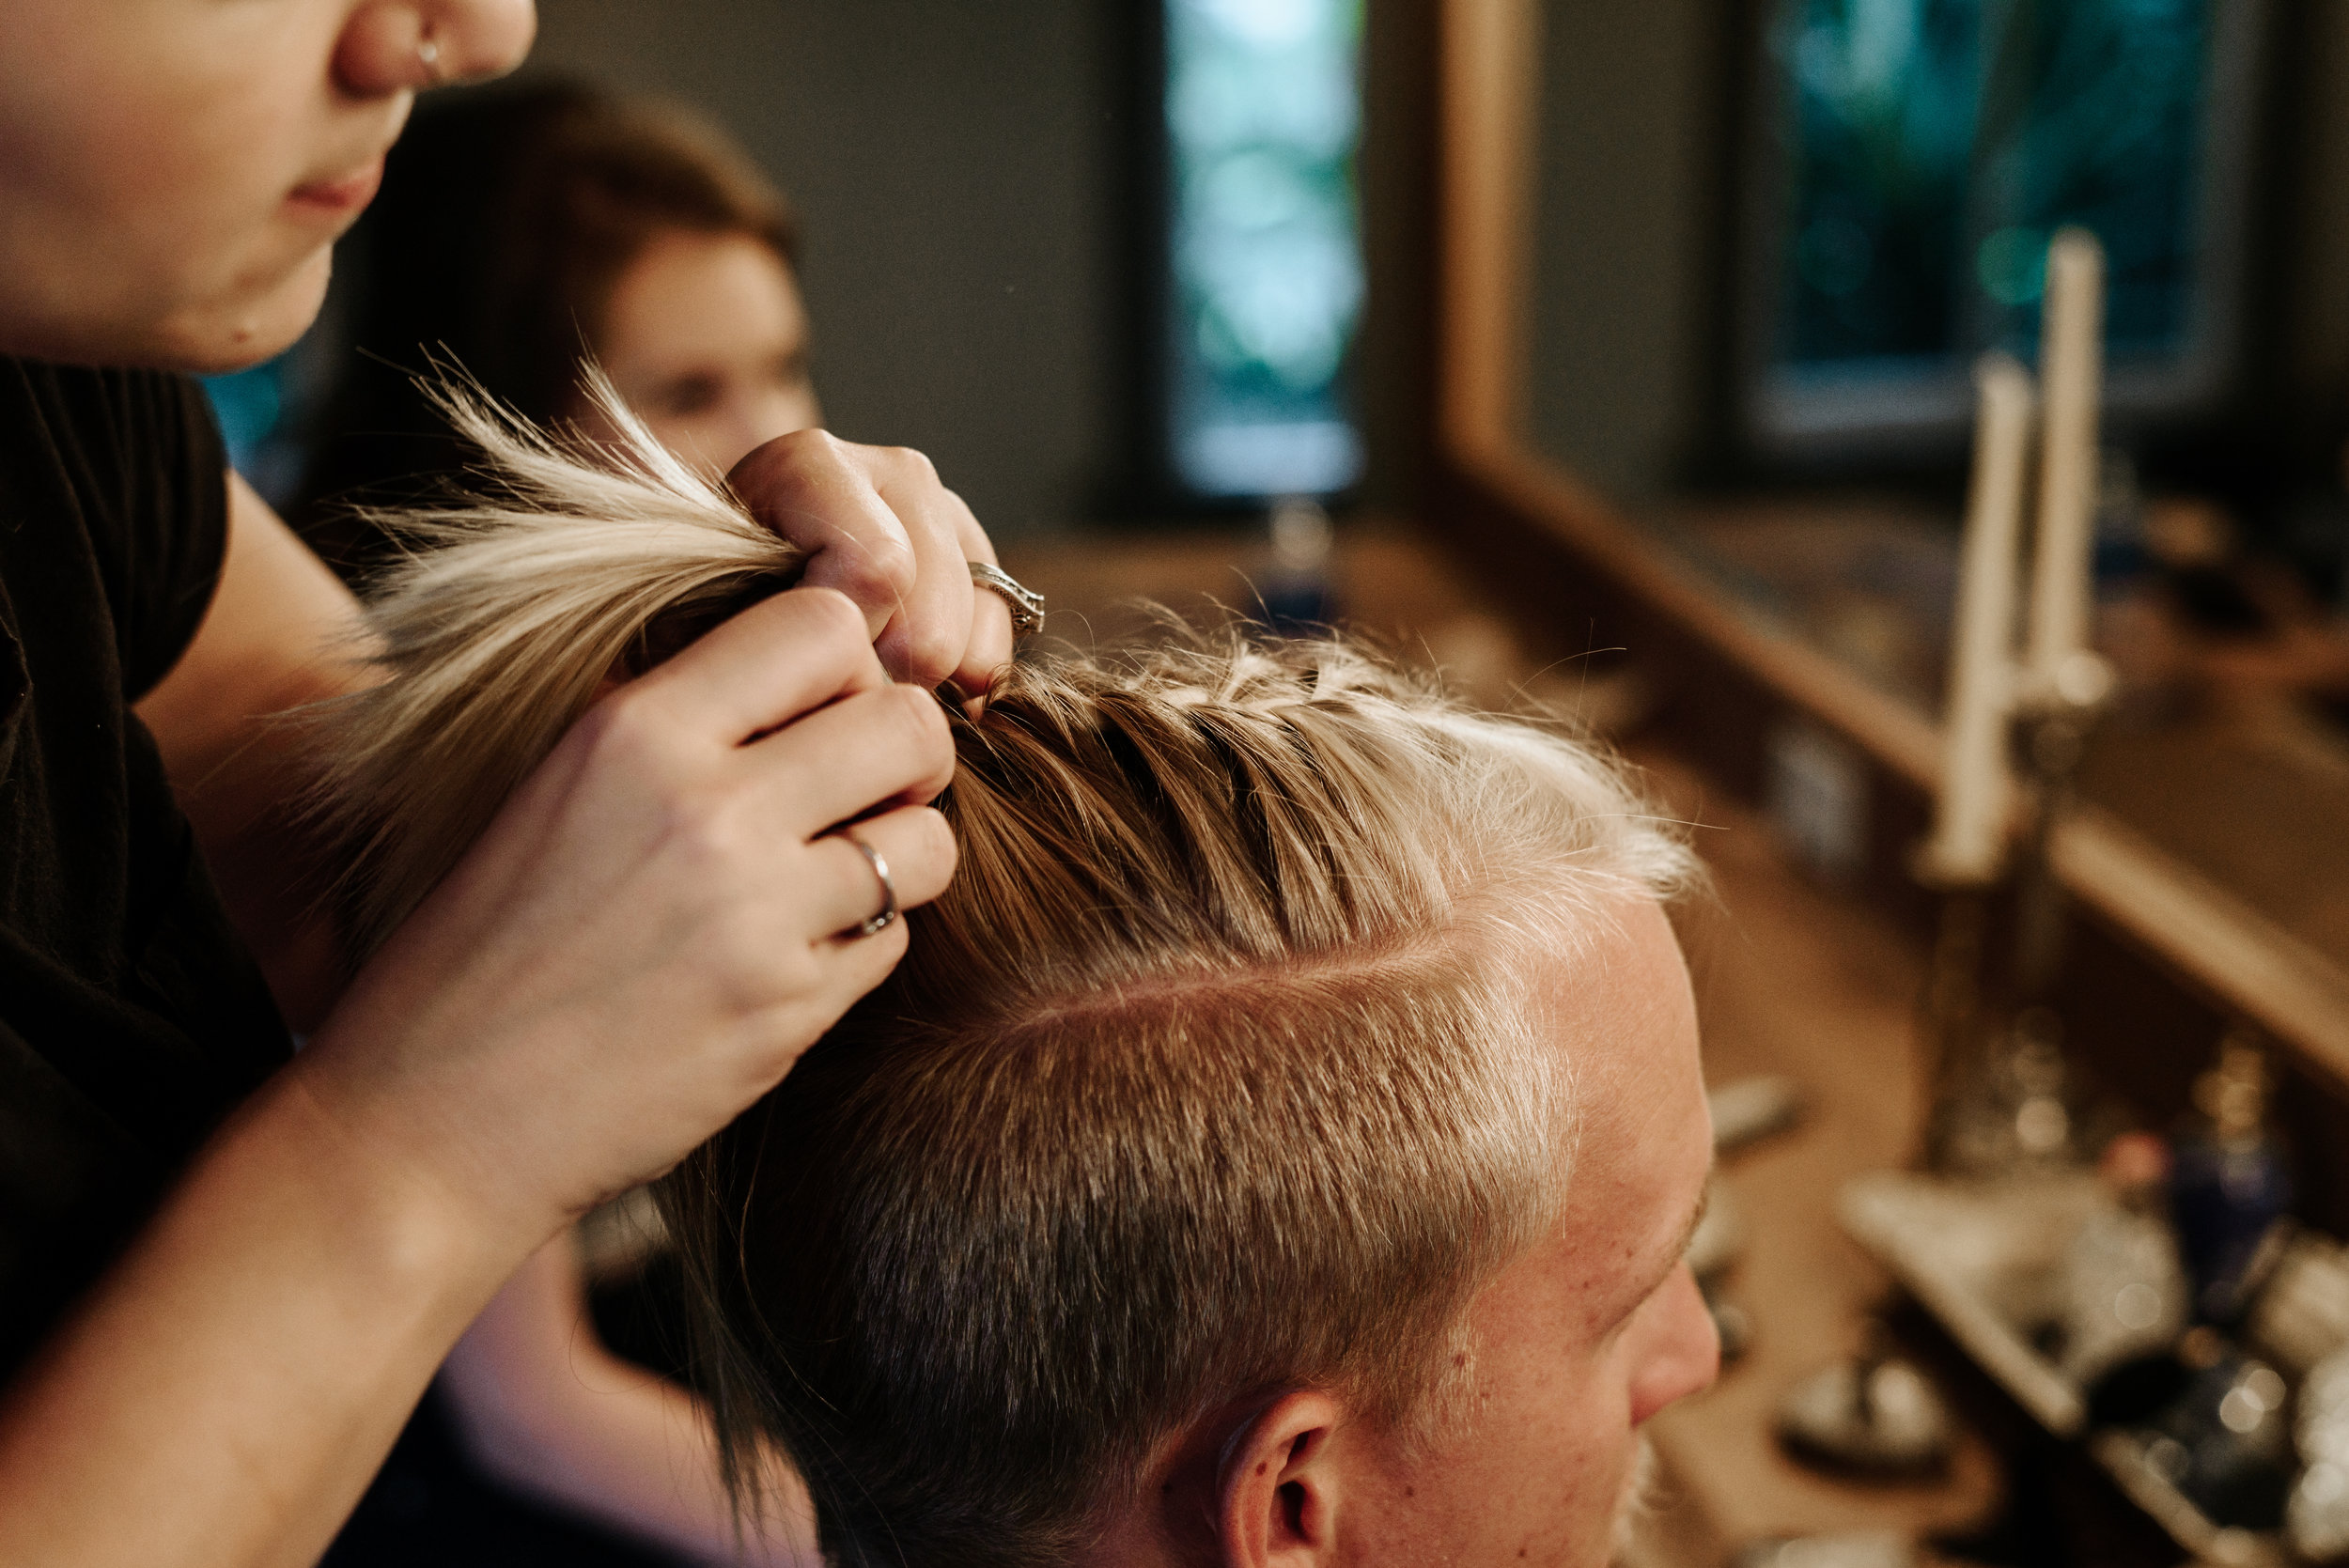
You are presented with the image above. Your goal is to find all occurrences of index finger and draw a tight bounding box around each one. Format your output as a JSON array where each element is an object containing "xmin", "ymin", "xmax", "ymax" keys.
[
  {"xmin": 624, "ymin": 587, "xmax": 888, "ymax": 745},
  {"xmin": 729, "ymin": 432, "xmax": 917, "ymax": 642}
]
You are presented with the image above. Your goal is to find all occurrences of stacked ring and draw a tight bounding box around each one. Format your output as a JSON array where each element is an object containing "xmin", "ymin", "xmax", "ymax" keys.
[{"xmin": 969, "ymin": 562, "xmax": 1046, "ymax": 636}]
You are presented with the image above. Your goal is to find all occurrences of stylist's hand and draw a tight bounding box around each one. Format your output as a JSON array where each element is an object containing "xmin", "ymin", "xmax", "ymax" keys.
[
  {"xmin": 727, "ymin": 431, "xmax": 1015, "ymax": 694},
  {"xmin": 293, "ymin": 587, "xmax": 955, "ymax": 1243}
]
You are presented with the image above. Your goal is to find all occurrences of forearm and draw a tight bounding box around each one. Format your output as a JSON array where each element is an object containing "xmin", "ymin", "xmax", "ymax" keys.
[
  {"xmin": 0, "ymin": 1065, "xmax": 533, "ymax": 1568},
  {"xmin": 137, "ymin": 473, "xmax": 377, "ymax": 1031},
  {"xmin": 441, "ymin": 1240, "xmax": 819, "ymax": 1566},
  {"xmin": 171, "ymin": 743, "xmax": 354, "ymax": 1032}
]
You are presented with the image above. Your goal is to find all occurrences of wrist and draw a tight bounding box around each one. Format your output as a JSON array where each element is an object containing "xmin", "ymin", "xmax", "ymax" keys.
[
  {"xmin": 237, "ymin": 1058, "xmax": 550, "ymax": 1312},
  {"xmin": 0, "ymin": 1055, "xmax": 549, "ymax": 1568},
  {"xmin": 286, "ymin": 970, "xmax": 590, "ymax": 1263}
]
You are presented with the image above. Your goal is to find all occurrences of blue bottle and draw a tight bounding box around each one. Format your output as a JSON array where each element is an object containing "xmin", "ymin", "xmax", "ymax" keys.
[{"xmin": 2170, "ymin": 1034, "xmax": 2293, "ymax": 1326}]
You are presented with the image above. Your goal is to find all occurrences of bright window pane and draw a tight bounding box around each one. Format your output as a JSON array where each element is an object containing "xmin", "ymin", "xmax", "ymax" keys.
[{"xmin": 1165, "ymin": 0, "xmax": 1365, "ymax": 499}]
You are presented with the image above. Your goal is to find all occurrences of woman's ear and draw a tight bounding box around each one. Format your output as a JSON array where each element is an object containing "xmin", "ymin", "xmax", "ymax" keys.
[{"xmin": 1216, "ymin": 1391, "xmax": 1345, "ymax": 1568}]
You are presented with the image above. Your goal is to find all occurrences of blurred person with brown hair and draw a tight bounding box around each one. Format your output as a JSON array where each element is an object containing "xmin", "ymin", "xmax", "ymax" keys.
[{"xmin": 298, "ymin": 78, "xmax": 825, "ymax": 575}]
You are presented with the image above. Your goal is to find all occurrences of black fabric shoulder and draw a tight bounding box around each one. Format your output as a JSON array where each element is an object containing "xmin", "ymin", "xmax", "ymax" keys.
[
  {"xmin": 0, "ymin": 356, "xmax": 288, "ymax": 1380},
  {"xmin": 35, "ymin": 365, "xmax": 231, "ymax": 702}
]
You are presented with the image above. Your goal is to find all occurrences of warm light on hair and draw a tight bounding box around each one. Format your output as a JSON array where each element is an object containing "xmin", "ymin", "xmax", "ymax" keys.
[{"xmin": 306, "ymin": 378, "xmax": 1697, "ymax": 1567}]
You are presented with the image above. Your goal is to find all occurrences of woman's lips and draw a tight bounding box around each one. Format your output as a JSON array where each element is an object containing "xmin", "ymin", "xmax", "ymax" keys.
[{"xmin": 288, "ymin": 155, "xmax": 385, "ymax": 216}]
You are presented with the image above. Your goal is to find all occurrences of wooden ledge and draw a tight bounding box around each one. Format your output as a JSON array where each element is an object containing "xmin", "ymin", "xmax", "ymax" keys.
[{"xmin": 1439, "ymin": 437, "xmax": 2349, "ymax": 1096}]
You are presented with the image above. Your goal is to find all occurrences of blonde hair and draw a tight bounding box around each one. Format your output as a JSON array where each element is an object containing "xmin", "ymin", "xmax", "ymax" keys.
[
  {"xmin": 308, "ymin": 380, "xmax": 1696, "ymax": 1568},
  {"xmin": 309, "ymin": 372, "xmax": 806, "ymax": 955}
]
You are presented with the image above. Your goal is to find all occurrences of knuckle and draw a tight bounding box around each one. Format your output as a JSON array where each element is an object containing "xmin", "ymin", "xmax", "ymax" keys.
[
  {"xmin": 786, "ymin": 427, "xmax": 859, "ymax": 484},
  {"xmin": 735, "ymin": 427, "xmax": 833, "ymax": 490},
  {"xmin": 850, "ymin": 541, "xmax": 917, "ymax": 598},
  {"xmin": 886, "ymin": 445, "xmax": 941, "ymax": 485},
  {"xmin": 881, "ymin": 682, "xmax": 953, "ymax": 757},
  {"xmin": 905, "ymin": 806, "xmax": 958, "ymax": 884},
  {"xmin": 664, "ymin": 782, "xmax": 754, "ymax": 866},
  {"xmin": 791, "ymin": 585, "xmax": 874, "ymax": 645},
  {"xmin": 774, "ymin": 424, "xmax": 834, "ymax": 459},
  {"xmin": 578, "ymin": 684, "xmax": 677, "ymax": 770},
  {"xmin": 801, "ymin": 519, "xmax": 913, "ymax": 603},
  {"xmin": 711, "ymin": 894, "xmax": 786, "ymax": 978},
  {"xmin": 906, "ymin": 625, "xmax": 962, "ymax": 686}
]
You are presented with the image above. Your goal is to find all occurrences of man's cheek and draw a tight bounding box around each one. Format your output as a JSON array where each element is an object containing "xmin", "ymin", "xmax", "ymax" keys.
[{"xmin": 1609, "ymin": 1435, "xmax": 1660, "ymax": 1561}]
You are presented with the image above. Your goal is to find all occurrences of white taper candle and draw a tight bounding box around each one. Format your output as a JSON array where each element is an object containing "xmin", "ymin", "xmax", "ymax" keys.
[
  {"xmin": 2027, "ymin": 226, "xmax": 2104, "ymax": 693},
  {"xmin": 1923, "ymin": 353, "xmax": 2036, "ymax": 886}
]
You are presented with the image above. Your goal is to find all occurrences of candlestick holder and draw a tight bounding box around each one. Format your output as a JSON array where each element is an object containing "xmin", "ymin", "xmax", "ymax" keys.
[
  {"xmin": 1913, "ymin": 870, "xmax": 1994, "ymax": 1174},
  {"xmin": 1914, "ymin": 653, "xmax": 2115, "ymax": 1179},
  {"xmin": 2010, "ymin": 653, "xmax": 2114, "ymax": 1001}
]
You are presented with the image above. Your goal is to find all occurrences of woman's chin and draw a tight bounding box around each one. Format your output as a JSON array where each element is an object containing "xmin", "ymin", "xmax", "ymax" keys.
[{"xmin": 147, "ymin": 249, "xmax": 333, "ymax": 375}]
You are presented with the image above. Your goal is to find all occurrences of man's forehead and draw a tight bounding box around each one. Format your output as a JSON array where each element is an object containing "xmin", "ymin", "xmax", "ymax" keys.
[
  {"xmin": 1527, "ymin": 898, "xmax": 1710, "ymax": 1314},
  {"xmin": 1527, "ymin": 896, "xmax": 1699, "ymax": 1108}
]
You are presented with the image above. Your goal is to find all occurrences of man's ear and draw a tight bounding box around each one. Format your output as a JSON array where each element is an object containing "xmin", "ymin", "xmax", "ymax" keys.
[{"xmin": 1216, "ymin": 1390, "xmax": 1345, "ymax": 1567}]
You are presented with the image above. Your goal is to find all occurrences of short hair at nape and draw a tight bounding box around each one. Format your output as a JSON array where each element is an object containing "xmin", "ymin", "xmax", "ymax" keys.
[
  {"xmin": 662, "ymin": 640, "xmax": 1694, "ymax": 1566},
  {"xmin": 301, "ymin": 374, "xmax": 1693, "ymax": 1568}
]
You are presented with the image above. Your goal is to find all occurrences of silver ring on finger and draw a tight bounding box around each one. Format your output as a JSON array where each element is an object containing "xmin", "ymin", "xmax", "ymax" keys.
[
  {"xmin": 969, "ymin": 561, "xmax": 1046, "ymax": 636},
  {"xmin": 837, "ymin": 830, "xmax": 900, "ymax": 938}
]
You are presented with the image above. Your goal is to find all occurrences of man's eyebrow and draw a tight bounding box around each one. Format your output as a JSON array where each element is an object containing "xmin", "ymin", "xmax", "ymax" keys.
[
  {"xmin": 1629, "ymin": 1172, "xmax": 1714, "ymax": 1313},
  {"xmin": 1673, "ymin": 1178, "xmax": 1712, "ymax": 1269}
]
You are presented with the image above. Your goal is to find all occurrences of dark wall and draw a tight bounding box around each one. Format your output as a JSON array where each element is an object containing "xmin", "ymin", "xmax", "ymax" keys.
[
  {"xmin": 2278, "ymin": 1, "xmax": 2349, "ymax": 419},
  {"xmin": 1524, "ymin": 0, "xmax": 1721, "ymax": 504},
  {"xmin": 525, "ymin": 0, "xmax": 1119, "ymax": 539},
  {"xmin": 1358, "ymin": 0, "xmax": 1439, "ymax": 517}
]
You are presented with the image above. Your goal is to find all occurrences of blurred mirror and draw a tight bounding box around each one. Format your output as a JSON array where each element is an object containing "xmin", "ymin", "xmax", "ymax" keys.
[{"xmin": 1522, "ymin": 0, "xmax": 2349, "ymax": 982}]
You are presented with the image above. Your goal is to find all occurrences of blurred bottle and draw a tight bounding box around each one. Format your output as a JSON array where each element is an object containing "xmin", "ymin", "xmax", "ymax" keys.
[
  {"xmin": 2171, "ymin": 1031, "xmax": 2294, "ymax": 1326},
  {"xmin": 1258, "ymin": 496, "xmax": 1336, "ymax": 629}
]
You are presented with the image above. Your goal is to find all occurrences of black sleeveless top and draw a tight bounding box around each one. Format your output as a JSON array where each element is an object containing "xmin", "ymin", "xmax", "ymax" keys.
[{"xmin": 0, "ymin": 357, "xmax": 290, "ymax": 1378}]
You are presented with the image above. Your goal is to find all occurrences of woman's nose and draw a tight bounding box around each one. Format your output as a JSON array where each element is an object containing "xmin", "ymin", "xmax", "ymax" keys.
[
  {"xmin": 337, "ymin": 1, "xmax": 537, "ymax": 98},
  {"xmin": 1626, "ymin": 1265, "xmax": 1721, "ymax": 1427}
]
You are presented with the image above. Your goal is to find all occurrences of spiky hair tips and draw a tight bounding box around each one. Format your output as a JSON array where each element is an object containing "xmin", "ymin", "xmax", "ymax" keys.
[{"xmin": 306, "ymin": 367, "xmax": 808, "ymax": 957}]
